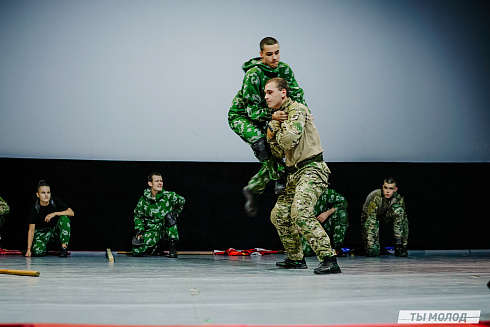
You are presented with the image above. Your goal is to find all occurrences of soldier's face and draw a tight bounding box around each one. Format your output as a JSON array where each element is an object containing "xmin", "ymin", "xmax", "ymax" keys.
[
  {"xmin": 260, "ymin": 43, "xmax": 280, "ymax": 69},
  {"xmin": 265, "ymin": 82, "xmax": 286, "ymax": 109},
  {"xmin": 149, "ymin": 176, "xmax": 163, "ymax": 194},
  {"xmin": 382, "ymin": 182, "xmax": 398, "ymax": 199},
  {"xmin": 36, "ymin": 186, "xmax": 51, "ymax": 204}
]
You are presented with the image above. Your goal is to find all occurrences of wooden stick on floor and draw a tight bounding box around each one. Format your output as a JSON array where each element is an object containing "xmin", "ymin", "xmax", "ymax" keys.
[
  {"xmin": 106, "ymin": 248, "xmax": 114, "ymax": 262},
  {"xmin": 0, "ymin": 269, "xmax": 40, "ymax": 277}
]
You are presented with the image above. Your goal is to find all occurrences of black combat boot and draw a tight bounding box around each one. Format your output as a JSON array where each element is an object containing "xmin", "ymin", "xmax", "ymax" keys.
[
  {"xmin": 168, "ymin": 239, "xmax": 178, "ymax": 258},
  {"xmin": 276, "ymin": 257, "xmax": 307, "ymax": 269},
  {"xmin": 394, "ymin": 244, "xmax": 408, "ymax": 257},
  {"xmin": 243, "ymin": 186, "xmax": 258, "ymax": 217},
  {"xmin": 59, "ymin": 246, "xmax": 68, "ymax": 258},
  {"xmin": 314, "ymin": 256, "xmax": 342, "ymax": 274}
]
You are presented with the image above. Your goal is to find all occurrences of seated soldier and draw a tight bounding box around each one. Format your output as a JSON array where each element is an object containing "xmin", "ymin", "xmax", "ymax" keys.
[
  {"xmin": 131, "ymin": 172, "xmax": 185, "ymax": 258},
  {"xmin": 301, "ymin": 188, "xmax": 349, "ymax": 257}
]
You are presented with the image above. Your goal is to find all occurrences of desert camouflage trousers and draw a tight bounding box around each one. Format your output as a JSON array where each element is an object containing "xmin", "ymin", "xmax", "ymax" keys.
[
  {"xmin": 361, "ymin": 205, "xmax": 409, "ymax": 256},
  {"xmin": 228, "ymin": 114, "xmax": 284, "ymax": 195},
  {"xmin": 32, "ymin": 215, "xmax": 71, "ymax": 255},
  {"xmin": 131, "ymin": 224, "xmax": 179, "ymax": 256},
  {"xmin": 301, "ymin": 209, "xmax": 349, "ymax": 256},
  {"xmin": 270, "ymin": 161, "xmax": 336, "ymax": 261}
]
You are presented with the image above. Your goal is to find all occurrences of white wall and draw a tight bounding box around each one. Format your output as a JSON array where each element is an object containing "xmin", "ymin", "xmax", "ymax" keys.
[{"xmin": 1, "ymin": 0, "xmax": 489, "ymax": 162}]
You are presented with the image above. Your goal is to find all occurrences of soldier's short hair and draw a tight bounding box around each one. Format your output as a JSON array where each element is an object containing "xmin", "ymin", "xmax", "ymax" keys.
[
  {"xmin": 384, "ymin": 177, "xmax": 397, "ymax": 186},
  {"xmin": 260, "ymin": 37, "xmax": 278, "ymax": 51},
  {"xmin": 148, "ymin": 172, "xmax": 162, "ymax": 183},
  {"xmin": 266, "ymin": 77, "xmax": 290, "ymax": 97},
  {"xmin": 36, "ymin": 180, "xmax": 49, "ymax": 192}
]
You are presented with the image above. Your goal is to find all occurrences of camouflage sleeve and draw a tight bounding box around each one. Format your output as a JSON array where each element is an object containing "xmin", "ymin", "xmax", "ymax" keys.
[
  {"xmin": 170, "ymin": 192, "xmax": 185, "ymax": 216},
  {"xmin": 392, "ymin": 197, "xmax": 409, "ymax": 244},
  {"xmin": 0, "ymin": 197, "xmax": 9, "ymax": 216},
  {"xmin": 330, "ymin": 190, "xmax": 348, "ymax": 211},
  {"xmin": 283, "ymin": 67, "xmax": 306, "ymax": 106},
  {"xmin": 364, "ymin": 197, "xmax": 380, "ymax": 248},
  {"xmin": 242, "ymin": 71, "xmax": 271, "ymax": 122},
  {"xmin": 275, "ymin": 108, "xmax": 305, "ymax": 150},
  {"xmin": 267, "ymin": 126, "xmax": 286, "ymax": 159},
  {"xmin": 133, "ymin": 197, "xmax": 146, "ymax": 231}
]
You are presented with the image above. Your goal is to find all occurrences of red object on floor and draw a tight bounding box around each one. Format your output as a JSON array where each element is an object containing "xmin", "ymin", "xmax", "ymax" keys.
[{"xmin": 214, "ymin": 248, "xmax": 281, "ymax": 256}]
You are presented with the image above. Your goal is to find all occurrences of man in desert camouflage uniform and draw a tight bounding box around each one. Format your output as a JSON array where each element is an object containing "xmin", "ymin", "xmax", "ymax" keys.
[
  {"xmin": 301, "ymin": 188, "xmax": 349, "ymax": 257},
  {"xmin": 228, "ymin": 37, "xmax": 306, "ymax": 217},
  {"xmin": 0, "ymin": 196, "xmax": 10, "ymax": 248},
  {"xmin": 266, "ymin": 77, "xmax": 341, "ymax": 275},
  {"xmin": 131, "ymin": 172, "xmax": 185, "ymax": 258},
  {"xmin": 361, "ymin": 177, "xmax": 409, "ymax": 257}
]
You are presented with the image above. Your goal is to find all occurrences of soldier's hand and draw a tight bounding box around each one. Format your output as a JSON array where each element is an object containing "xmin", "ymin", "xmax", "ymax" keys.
[
  {"xmin": 267, "ymin": 120, "xmax": 281, "ymax": 140},
  {"xmin": 272, "ymin": 110, "xmax": 288, "ymax": 122},
  {"xmin": 316, "ymin": 212, "xmax": 329, "ymax": 223}
]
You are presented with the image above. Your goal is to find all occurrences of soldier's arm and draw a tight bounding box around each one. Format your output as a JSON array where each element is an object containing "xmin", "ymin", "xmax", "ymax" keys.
[
  {"xmin": 133, "ymin": 199, "xmax": 146, "ymax": 232},
  {"xmin": 171, "ymin": 193, "xmax": 186, "ymax": 216},
  {"xmin": 364, "ymin": 199, "xmax": 379, "ymax": 247},
  {"xmin": 275, "ymin": 108, "xmax": 306, "ymax": 150},
  {"xmin": 266, "ymin": 122, "xmax": 285, "ymax": 159},
  {"xmin": 242, "ymin": 71, "xmax": 271, "ymax": 122},
  {"xmin": 392, "ymin": 196, "xmax": 408, "ymax": 243},
  {"xmin": 331, "ymin": 191, "xmax": 348, "ymax": 211}
]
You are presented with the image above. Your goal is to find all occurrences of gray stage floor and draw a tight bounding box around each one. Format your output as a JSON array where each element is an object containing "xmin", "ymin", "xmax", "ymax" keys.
[{"xmin": 0, "ymin": 250, "xmax": 489, "ymax": 326}]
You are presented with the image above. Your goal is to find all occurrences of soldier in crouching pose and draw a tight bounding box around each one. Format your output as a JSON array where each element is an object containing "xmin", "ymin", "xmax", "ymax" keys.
[
  {"xmin": 361, "ymin": 177, "xmax": 409, "ymax": 257},
  {"xmin": 131, "ymin": 172, "xmax": 185, "ymax": 258},
  {"xmin": 26, "ymin": 180, "xmax": 73, "ymax": 257}
]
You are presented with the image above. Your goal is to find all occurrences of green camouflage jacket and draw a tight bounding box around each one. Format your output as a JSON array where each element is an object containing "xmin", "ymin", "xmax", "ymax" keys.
[
  {"xmin": 314, "ymin": 189, "xmax": 348, "ymax": 216},
  {"xmin": 229, "ymin": 58, "xmax": 306, "ymax": 123},
  {"xmin": 134, "ymin": 188, "xmax": 185, "ymax": 232}
]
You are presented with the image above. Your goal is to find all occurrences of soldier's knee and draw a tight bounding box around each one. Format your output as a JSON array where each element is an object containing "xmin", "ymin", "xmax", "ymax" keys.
[{"xmin": 58, "ymin": 215, "xmax": 71, "ymax": 224}]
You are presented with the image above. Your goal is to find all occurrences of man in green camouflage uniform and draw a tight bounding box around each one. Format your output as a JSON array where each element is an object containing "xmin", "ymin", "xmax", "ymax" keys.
[
  {"xmin": 301, "ymin": 188, "xmax": 349, "ymax": 257},
  {"xmin": 132, "ymin": 172, "xmax": 185, "ymax": 258},
  {"xmin": 266, "ymin": 77, "xmax": 341, "ymax": 275},
  {"xmin": 0, "ymin": 196, "xmax": 10, "ymax": 249},
  {"xmin": 228, "ymin": 37, "xmax": 306, "ymax": 217},
  {"xmin": 361, "ymin": 177, "xmax": 409, "ymax": 257}
]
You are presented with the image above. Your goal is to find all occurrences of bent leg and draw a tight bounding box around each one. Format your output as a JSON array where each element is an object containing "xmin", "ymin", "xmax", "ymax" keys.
[
  {"xmin": 293, "ymin": 169, "xmax": 335, "ymax": 261},
  {"xmin": 32, "ymin": 228, "xmax": 53, "ymax": 256},
  {"xmin": 56, "ymin": 215, "xmax": 71, "ymax": 246}
]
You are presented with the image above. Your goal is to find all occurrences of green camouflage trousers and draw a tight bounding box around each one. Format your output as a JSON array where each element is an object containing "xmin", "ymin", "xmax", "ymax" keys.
[
  {"xmin": 361, "ymin": 205, "xmax": 409, "ymax": 256},
  {"xmin": 228, "ymin": 114, "xmax": 284, "ymax": 195},
  {"xmin": 270, "ymin": 162, "xmax": 336, "ymax": 261},
  {"xmin": 32, "ymin": 215, "xmax": 71, "ymax": 255},
  {"xmin": 301, "ymin": 209, "xmax": 349, "ymax": 256},
  {"xmin": 131, "ymin": 224, "xmax": 179, "ymax": 256}
]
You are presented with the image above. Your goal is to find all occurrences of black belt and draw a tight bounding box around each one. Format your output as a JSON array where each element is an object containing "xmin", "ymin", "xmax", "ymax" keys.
[{"xmin": 288, "ymin": 153, "xmax": 324, "ymax": 173}]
